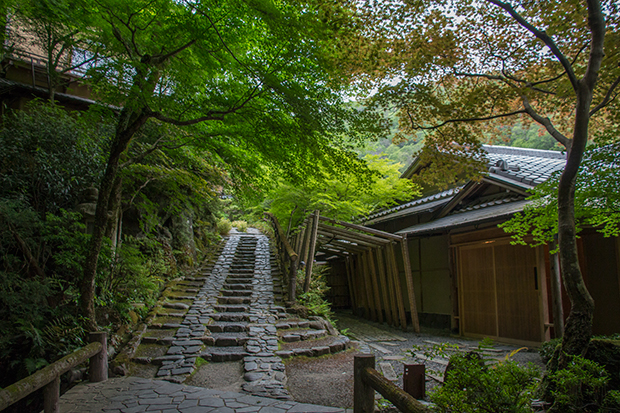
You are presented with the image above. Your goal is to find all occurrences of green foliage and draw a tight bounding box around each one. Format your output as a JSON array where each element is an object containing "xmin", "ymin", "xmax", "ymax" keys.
[
  {"xmin": 216, "ymin": 218, "xmax": 232, "ymax": 236},
  {"xmin": 296, "ymin": 266, "xmax": 333, "ymax": 322},
  {"xmin": 540, "ymin": 338, "xmax": 562, "ymax": 364},
  {"xmin": 0, "ymin": 101, "xmax": 108, "ymax": 215},
  {"xmin": 97, "ymin": 236, "xmax": 177, "ymax": 322},
  {"xmin": 547, "ymin": 355, "xmax": 610, "ymax": 412},
  {"xmin": 265, "ymin": 154, "xmax": 420, "ymax": 228},
  {"xmin": 500, "ymin": 142, "xmax": 620, "ymax": 246},
  {"xmin": 431, "ymin": 354, "xmax": 540, "ymax": 413},
  {"xmin": 231, "ymin": 220, "xmax": 248, "ymax": 232}
]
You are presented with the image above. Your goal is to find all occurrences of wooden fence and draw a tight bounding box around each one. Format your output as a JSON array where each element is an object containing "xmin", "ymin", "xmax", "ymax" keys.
[
  {"xmin": 0, "ymin": 332, "xmax": 108, "ymax": 413},
  {"xmin": 354, "ymin": 354, "xmax": 430, "ymax": 413}
]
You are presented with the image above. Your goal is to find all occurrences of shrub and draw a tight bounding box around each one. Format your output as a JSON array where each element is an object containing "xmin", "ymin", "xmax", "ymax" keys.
[
  {"xmin": 540, "ymin": 338, "xmax": 562, "ymax": 363},
  {"xmin": 547, "ymin": 355, "xmax": 611, "ymax": 412},
  {"xmin": 232, "ymin": 220, "xmax": 248, "ymax": 232},
  {"xmin": 431, "ymin": 353, "xmax": 540, "ymax": 413},
  {"xmin": 296, "ymin": 266, "xmax": 333, "ymax": 322},
  {"xmin": 216, "ymin": 218, "xmax": 232, "ymax": 235}
]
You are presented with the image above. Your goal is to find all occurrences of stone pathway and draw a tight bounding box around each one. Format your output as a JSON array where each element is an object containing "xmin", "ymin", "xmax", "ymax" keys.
[
  {"xmin": 96, "ymin": 232, "xmax": 353, "ymax": 411},
  {"xmin": 59, "ymin": 376, "xmax": 351, "ymax": 413}
]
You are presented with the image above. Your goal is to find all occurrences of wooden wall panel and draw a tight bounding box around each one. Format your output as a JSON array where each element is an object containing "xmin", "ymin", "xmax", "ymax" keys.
[
  {"xmin": 459, "ymin": 245, "xmax": 497, "ymax": 337},
  {"xmin": 494, "ymin": 244, "xmax": 541, "ymax": 342}
]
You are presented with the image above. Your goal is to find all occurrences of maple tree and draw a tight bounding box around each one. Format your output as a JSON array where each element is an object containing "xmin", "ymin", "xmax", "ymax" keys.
[{"xmin": 353, "ymin": 0, "xmax": 620, "ymax": 367}]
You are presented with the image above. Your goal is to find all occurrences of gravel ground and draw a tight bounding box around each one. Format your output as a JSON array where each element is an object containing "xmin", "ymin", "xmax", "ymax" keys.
[{"xmin": 284, "ymin": 310, "xmax": 545, "ymax": 408}]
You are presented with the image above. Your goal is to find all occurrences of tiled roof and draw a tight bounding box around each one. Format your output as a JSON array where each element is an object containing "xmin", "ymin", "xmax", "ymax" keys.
[
  {"xmin": 452, "ymin": 191, "xmax": 524, "ymax": 214},
  {"xmin": 363, "ymin": 145, "xmax": 566, "ymax": 225},
  {"xmin": 484, "ymin": 145, "xmax": 566, "ymax": 186},
  {"xmin": 395, "ymin": 199, "xmax": 531, "ymax": 235},
  {"xmin": 363, "ymin": 187, "xmax": 461, "ymax": 222}
]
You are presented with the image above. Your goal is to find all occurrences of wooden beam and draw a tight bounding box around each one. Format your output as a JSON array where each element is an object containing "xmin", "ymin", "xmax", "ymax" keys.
[
  {"xmin": 304, "ymin": 210, "xmax": 320, "ymax": 293},
  {"xmin": 383, "ymin": 247, "xmax": 400, "ymax": 328},
  {"xmin": 368, "ymin": 248, "xmax": 384, "ymax": 323},
  {"xmin": 388, "ymin": 243, "xmax": 407, "ymax": 330},
  {"xmin": 352, "ymin": 255, "xmax": 367, "ymax": 313},
  {"xmin": 345, "ymin": 257, "xmax": 357, "ymax": 310},
  {"xmin": 316, "ymin": 229, "xmax": 379, "ymax": 248},
  {"xmin": 318, "ymin": 216, "xmax": 403, "ymax": 241},
  {"xmin": 401, "ymin": 237, "xmax": 420, "ymax": 333},
  {"xmin": 264, "ymin": 212, "xmax": 298, "ymax": 261},
  {"xmin": 361, "ymin": 251, "xmax": 377, "ymax": 321},
  {"xmin": 318, "ymin": 236, "xmax": 369, "ymax": 253},
  {"xmin": 318, "ymin": 223, "xmax": 390, "ymax": 245},
  {"xmin": 376, "ymin": 247, "xmax": 394, "ymax": 327}
]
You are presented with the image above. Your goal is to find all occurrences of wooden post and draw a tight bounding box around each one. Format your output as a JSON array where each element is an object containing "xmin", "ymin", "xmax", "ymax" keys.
[
  {"xmin": 401, "ymin": 236, "xmax": 420, "ymax": 332},
  {"xmin": 345, "ymin": 256, "xmax": 357, "ymax": 310},
  {"xmin": 300, "ymin": 217, "xmax": 311, "ymax": 267},
  {"xmin": 354, "ymin": 354, "xmax": 375, "ymax": 413},
  {"xmin": 42, "ymin": 375, "xmax": 60, "ymax": 413},
  {"xmin": 368, "ymin": 249, "xmax": 384, "ymax": 323},
  {"xmin": 304, "ymin": 210, "xmax": 320, "ymax": 293},
  {"xmin": 550, "ymin": 240, "xmax": 564, "ymax": 338},
  {"xmin": 289, "ymin": 258, "xmax": 298, "ymax": 304},
  {"xmin": 352, "ymin": 255, "xmax": 367, "ymax": 314},
  {"xmin": 376, "ymin": 247, "xmax": 393, "ymax": 326},
  {"xmin": 380, "ymin": 247, "xmax": 399, "ymax": 327},
  {"xmin": 361, "ymin": 251, "xmax": 377, "ymax": 321},
  {"xmin": 295, "ymin": 225, "xmax": 306, "ymax": 256},
  {"xmin": 388, "ymin": 243, "xmax": 407, "ymax": 330},
  {"xmin": 89, "ymin": 332, "xmax": 108, "ymax": 382}
]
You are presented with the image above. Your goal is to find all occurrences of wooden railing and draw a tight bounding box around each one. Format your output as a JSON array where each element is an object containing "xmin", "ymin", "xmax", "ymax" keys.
[
  {"xmin": 264, "ymin": 212, "xmax": 299, "ymax": 303},
  {"xmin": 354, "ymin": 354, "xmax": 430, "ymax": 413},
  {"xmin": 0, "ymin": 332, "xmax": 108, "ymax": 413}
]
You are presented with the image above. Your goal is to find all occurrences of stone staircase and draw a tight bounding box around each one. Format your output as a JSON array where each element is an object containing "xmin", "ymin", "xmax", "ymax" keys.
[{"xmin": 121, "ymin": 232, "xmax": 351, "ymax": 400}]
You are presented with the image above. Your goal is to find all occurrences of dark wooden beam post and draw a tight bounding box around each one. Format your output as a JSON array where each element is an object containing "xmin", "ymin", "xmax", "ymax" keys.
[
  {"xmin": 361, "ymin": 251, "xmax": 377, "ymax": 321},
  {"xmin": 89, "ymin": 332, "xmax": 108, "ymax": 382},
  {"xmin": 345, "ymin": 256, "xmax": 357, "ymax": 310},
  {"xmin": 401, "ymin": 236, "xmax": 420, "ymax": 332},
  {"xmin": 304, "ymin": 210, "xmax": 320, "ymax": 293},
  {"xmin": 375, "ymin": 247, "xmax": 393, "ymax": 326},
  {"xmin": 354, "ymin": 354, "xmax": 375, "ymax": 413},
  {"xmin": 388, "ymin": 243, "xmax": 407, "ymax": 330},
  {"xmin": 368, "ymin": 249, "xmax": 384, "ymax": 323},
  {"xmin": 379, "ymin": 247, "xmax": 398, "ymax": 327}
]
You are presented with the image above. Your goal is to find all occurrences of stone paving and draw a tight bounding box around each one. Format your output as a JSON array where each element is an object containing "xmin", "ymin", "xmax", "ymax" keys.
[
  {"xmin": 59, "ymin": 376, "xmax": 351, "ymax": 413},
  {"xmin": 82, "ymin": 232, "xmax": 353, "ymax": 412}
]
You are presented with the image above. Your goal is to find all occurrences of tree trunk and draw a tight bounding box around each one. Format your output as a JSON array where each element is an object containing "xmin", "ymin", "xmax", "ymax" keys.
[
  {"xmin": 79, "ymin": 109, "xmax": 149, "ymax": 329},
  {"xmin": 555, "ymin": 0, "xmax": 604, "ymax": 367}
]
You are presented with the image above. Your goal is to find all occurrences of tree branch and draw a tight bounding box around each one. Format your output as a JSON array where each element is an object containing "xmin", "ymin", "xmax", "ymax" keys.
[
  {"xmin": 407, "ymin": 109, "xmax": 527, "ymax": 130},
  {"xmin": 485, "ymin": 0, "xmax": 579, "ymax": 92},
  {"xmin": 590, "ymin": 75, "xmax": 620, "ymax": 116},
  {"xmin": 146, "ymin": 86, "xmax": 262, "ymax": 126},
  {"xmin": 521, "ymin": 94, "xmax": 571, "ymax": 147},
  {"xmin": 149, "ymin": 39, "xmax": 197, "ymax": 65}
]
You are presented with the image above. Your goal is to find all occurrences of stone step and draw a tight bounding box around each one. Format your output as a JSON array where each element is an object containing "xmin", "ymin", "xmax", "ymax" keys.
[
  {"xmin": 212, "ymin": 313, "xmax": 251, "ymax": 322},
  {"xmin": 221, "ymin": 289, "xmax": 252, "ymax": 297},
  {"xmin": 225, "ymin": 283, "xmax": 253, "ymax": 290},
  {"xmin": 208, "ymin": 322, "xmax": 249, "ymax": 333},
  {"xmin": 203, "ymin": 332, "xmax": 249, "ymax": 347},
  {"xmin": 281, "ymin": 329, "xmax": 327, "ymax": 342},
  {"xmin": 218, "ymin": 296, "xmax": 251, "ymax": 305},
  {"xmin": 214, "ymin": 304, "xmax": 249, "ymax": 313},
  {"xmin": 226, "ymin": 273, "xmax": 255, "ymax": 279}
]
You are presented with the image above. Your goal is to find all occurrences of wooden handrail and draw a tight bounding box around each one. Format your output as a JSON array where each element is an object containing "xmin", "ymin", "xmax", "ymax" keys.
[
  {"xmin": 0, "ymin": 332, "xmax": 107, "ymax": 413},
  {"xmin": 354, "ymin": 354, "xmax": 430, "ymax": 413},
  {"xmin": 264, "ymin": 212, "xmax": 298, "ymax": 261}
]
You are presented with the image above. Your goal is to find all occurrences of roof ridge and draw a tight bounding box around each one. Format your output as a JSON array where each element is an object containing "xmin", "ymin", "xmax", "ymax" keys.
[{"xmin": 482, "ymin": 144, "xmax": 566, "ymax": 160}]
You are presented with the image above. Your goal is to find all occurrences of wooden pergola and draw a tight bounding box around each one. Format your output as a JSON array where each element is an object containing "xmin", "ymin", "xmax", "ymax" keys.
[{"xmin": 288, "ymin": 211, "xmax": 420, "ymax": 332}]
